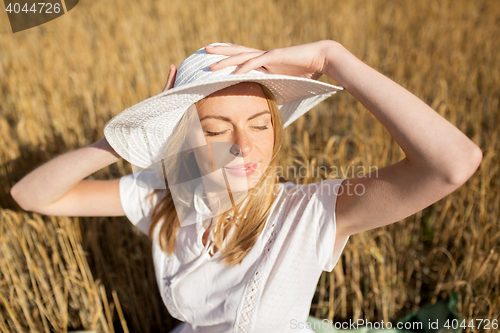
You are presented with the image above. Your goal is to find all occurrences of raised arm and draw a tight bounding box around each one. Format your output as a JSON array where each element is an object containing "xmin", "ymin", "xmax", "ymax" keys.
[
  {"xmin": 320, "ymin": 41, "xmax": 482, "ymax": 239},
  {"xmin": 205, "ymin": 40, "xmax": 483, "ymax": 239},
  {"xmin": 11, "ymin": 65, "xmax": 178, "ymax": 217},
  {"xmin": 321, "ymin": 41, "xmax": 482, "ymax": 183},
  {"xmin": 10, "ymin": 137, "xmax": 125, "ymax": 217}
]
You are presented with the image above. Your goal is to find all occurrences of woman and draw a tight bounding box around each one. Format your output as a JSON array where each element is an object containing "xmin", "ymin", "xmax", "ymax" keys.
[{"xmin": 10, "ymin": 40, "xmax": 482, "ymax": 332}]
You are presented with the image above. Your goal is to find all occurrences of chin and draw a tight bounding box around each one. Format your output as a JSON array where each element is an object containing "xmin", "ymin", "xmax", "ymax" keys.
[{"xmin": 246, "ymin": 176, "xmax": 262, "ymax": 191}]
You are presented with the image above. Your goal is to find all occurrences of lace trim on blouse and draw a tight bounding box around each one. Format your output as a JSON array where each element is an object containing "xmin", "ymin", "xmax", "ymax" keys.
[{"xmin": 232, "ymin": 187, "xmax": 297, "ymax": 333}]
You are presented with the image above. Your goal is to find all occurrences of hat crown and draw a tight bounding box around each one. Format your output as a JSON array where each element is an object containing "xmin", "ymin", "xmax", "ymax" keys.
[{"xmin": 174, "ymin": 43, "xmax": 263, "ymax": 88}]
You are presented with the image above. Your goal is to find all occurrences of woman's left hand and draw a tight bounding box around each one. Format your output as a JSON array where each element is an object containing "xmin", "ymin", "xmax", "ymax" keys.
[{"xmin": 205, "ymin": 41, "xmax": 333, "ymax": 80}]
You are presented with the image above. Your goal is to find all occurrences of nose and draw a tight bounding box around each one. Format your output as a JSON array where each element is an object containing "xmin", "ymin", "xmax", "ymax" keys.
[{"xmin": 230, "ymin": 130, "xmax": 252, "ymax": 157}]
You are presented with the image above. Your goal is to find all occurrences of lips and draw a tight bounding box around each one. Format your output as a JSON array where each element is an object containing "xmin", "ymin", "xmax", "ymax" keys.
[{"xmin": 224, "ymin": 162, "xmax": 259, "ymax": 177}]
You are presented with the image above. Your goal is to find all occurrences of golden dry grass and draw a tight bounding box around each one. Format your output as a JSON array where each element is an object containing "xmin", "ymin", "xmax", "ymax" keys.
[{"xmin": 0, "ymin": 0, "xmax": 499, "ymax": 331}]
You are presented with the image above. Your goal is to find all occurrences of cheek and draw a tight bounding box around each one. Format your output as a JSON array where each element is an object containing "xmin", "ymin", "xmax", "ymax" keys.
[
  {"xmin": 258, "ymin": 128, "xmax": 275, "ymax": 162},
  {"xmin": 267, "ymin": 131, "xmax": 275, "ymax": 158}
]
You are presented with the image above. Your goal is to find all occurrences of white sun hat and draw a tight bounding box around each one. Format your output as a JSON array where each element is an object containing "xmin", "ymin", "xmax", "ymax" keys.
[{"xmin": 104, "ymin": 43, "xmax": 343, "ymax": 169}]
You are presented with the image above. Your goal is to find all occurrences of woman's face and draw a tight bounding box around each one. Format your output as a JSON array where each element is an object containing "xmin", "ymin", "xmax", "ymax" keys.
[{"xmin": 192, "ymin": 82, "xmax": 275, "ymax": 192}]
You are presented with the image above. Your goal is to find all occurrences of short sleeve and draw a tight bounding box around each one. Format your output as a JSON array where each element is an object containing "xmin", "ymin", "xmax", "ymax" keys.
[
  {"xmin": 119, "ymin": 171, "xmax": 167, "ymax": 236},
  {"xmin": 313, "ymin": 178, "xmax": 350, "ymax": 272}
]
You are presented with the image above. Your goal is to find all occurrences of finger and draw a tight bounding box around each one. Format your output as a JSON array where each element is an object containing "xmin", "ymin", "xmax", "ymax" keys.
[
  {"xmin": 162, "ymin": 65, "xmax": 177, "ymax": 92},
  {"xmin": 168, "ymin": 66, "xmax": 177, "ymax": 89},
  {"xmin": 232, "ymin": 52, "xmax": 273, "ymax": 74},
  {"xmin": 162, "ymin": 65, "xmax": 173, "ymax": 92},
  {"xmin": 209, "ymin": 51, "xmax": 264, "ymax": 71},
  {"xmin": 204, "ymin": 44, "xmax": 263, "ymax": 56}
]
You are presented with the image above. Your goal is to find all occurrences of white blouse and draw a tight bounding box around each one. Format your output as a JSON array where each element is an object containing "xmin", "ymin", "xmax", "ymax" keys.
[{"xmin": 119, "ymin": 172, "xmax": 350, "ymax": 333}]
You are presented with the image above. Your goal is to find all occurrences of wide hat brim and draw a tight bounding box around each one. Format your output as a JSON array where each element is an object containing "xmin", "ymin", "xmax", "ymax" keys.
[{"xmin": 104, "ymin": 72, "xmax": 343, "ymax": 169}]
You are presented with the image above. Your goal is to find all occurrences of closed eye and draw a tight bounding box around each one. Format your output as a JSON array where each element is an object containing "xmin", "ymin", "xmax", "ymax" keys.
[
  {"xmin": 205, "ymin": 130, "xmax": 227, "ymax": 136},
  {"xmin": 205, "ymin": 126, "xmax": 268, "ymax": 136}
]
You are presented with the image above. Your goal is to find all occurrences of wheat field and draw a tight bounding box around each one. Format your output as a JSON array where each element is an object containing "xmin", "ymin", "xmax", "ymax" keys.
[{"xmin": 0, "ymin": 0, "xmax": 499, "ymax": 332}]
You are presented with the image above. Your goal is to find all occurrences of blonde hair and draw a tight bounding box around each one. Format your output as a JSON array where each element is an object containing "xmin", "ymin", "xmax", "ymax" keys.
[{"xmin": 147, "ymin": 83, "xmax": 283, "ymax": 266}]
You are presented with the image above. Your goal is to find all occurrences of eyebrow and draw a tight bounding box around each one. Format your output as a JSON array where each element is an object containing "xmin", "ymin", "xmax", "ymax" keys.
[{"xmin": 200, "ymin": 110, "xmax": 271, "ymax": 122}]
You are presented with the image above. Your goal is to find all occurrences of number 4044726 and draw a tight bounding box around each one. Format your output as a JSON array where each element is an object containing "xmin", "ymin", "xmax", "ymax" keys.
[
  {"xmin": 5, "ymin": 3, "xmax": 62, "ymax": 14},
  {"xmin": 445, "ymin": 319, "xmax": 498, "ymax": 330}
]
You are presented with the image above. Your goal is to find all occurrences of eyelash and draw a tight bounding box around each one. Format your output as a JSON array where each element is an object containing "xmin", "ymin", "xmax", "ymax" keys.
[
  {"xmin": 205, "ymin": 126, "xmax": 269, "ymax": 136},
  {"xmin": 205, "ymin": 131, "xmax": 225, "ymax": 136}
]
